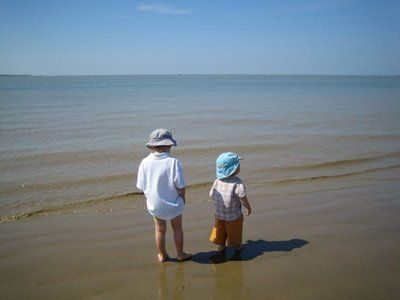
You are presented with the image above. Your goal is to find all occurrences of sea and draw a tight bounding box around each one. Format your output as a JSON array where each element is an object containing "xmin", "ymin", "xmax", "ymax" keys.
[{"xmin": 1, "ymin": 75, "xmax": 399, "ymax": 222}]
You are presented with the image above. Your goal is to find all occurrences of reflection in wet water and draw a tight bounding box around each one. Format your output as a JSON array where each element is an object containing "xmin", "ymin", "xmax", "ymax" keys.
[
  {"xmin": 211, "ymin": 255, "xmax": 245, "ymax": 299},
  {"xmin": 157, "ymin": 264, "xmax": 186, "ymax": 299},
  {"xmin": 156, "ymin": 239, "xmax": 309, "ymax": 298}
]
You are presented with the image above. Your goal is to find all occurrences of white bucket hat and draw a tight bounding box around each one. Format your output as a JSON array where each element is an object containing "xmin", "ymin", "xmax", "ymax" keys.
[{"xmin": 146, "ymin": 128, "xmax": 177, "ymax": 147}]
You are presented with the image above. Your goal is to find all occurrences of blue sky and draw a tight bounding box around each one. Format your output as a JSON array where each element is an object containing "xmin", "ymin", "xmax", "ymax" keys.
[{"xmin": 1, "ymin": 0, "xmax": 399, "ymax": 75}]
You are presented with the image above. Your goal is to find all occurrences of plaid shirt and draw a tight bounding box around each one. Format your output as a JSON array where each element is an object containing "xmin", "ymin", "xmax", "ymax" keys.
[{"xmin": 210, "ymin": 176, "xmax": 246, "ymax": 221}]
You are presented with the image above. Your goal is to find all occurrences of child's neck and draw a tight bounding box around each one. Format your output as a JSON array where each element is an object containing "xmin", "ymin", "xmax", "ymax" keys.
[
  {"xmin": 152, "ymin": 150, "xmax": 170, "ymax": 154},
  {"xmin": 150, "ymin": 146, "xmax": 171, "ymax": 154}
]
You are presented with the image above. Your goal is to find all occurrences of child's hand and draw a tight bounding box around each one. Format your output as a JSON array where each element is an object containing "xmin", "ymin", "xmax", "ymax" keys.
[
  {"xmin": 246, "ymin": 207, "xmax": 252, "ymax": 216},
  {"xmin": 240, "ymin": 196, "xmax": 252, "ymax": 216},
  {"xmin": 177, "ymin": 187, "xmax": 186, "ymax": 204}
]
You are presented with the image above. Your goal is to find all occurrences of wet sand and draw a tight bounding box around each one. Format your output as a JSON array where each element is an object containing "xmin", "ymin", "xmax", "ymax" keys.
[{"xmin": 1, "ymin": 176, "xmax": 400, "ymax": 299}]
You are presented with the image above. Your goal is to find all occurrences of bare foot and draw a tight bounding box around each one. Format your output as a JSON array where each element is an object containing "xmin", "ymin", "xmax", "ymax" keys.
[
  {"xmin": 217, "ymin": 245, "xmax": 226, "ymax": 252},
  {"xmin": 235, "ymin": 245, "xmax": 243, "ymax": 252},
  {"xmin": 177, "ymin": 252, "xmax": 192, "ymax": 262},
  {"xmin": 158, "ymin": 253, "xmax": 169, "ymax": 263}
]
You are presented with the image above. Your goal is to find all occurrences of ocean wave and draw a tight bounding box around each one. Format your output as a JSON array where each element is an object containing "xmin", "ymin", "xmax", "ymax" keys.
[
  {"xmin": 333, "ymin": 134, "xmax": 400, "ymax": 142},
  {"xmin": 0, "ymin": 149, "xmax": 140, "ymax": 171},
  {"xmin": 2, "ymin": 162, "xmax": 400, "ymax": 223},
  {"xmin": 2, "ymin": 151, "xmax": 398, "ymax": 198},
  {"xmin": 175, "ymin": 143, "xmax": 295, "ymax": 156},
  {"xmin": 266, "ymin": 164, "xmax": 400, "ymax": 185},
  {"xmin": 0, "ymin": 182, "xmax": 214, "ymax": 223},
  {"xmin": 1, "ymin": 173, "xmax": 134, "ymax": 195},
  {"xmin": 0, "ymin": 191, "xmax": 143, "ymax": 223},
  {"xmin": 273, "ymin": 151, "xmax": 400, "ymax": 172}
]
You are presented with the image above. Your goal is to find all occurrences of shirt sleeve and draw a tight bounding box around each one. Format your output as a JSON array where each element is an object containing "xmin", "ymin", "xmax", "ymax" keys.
[
  {"xmin": 234, "ymin": 182, "xmax": 246, "ymax": 198},
  {"xmin": 136, "ymin": 161, "xmax": 144, "ymax": 191},
  {"xmin": 173, "ymin": 159, "xmax": 186, "ymax": 189}
]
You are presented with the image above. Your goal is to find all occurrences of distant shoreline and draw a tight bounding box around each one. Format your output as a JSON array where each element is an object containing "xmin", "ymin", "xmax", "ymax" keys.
[
  {"xmin": 0, "ymin": 74, "xmax": 397, "ymax": 77},
  {"xmin": 0, "ymin": 74, "xmax": 32, "ymax": 77}
]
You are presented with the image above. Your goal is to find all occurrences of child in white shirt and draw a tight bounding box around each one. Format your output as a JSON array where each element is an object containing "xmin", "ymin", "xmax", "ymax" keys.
[{"xmin": 136, "ymin": 128, "xmax": 192, "ymax": 262}]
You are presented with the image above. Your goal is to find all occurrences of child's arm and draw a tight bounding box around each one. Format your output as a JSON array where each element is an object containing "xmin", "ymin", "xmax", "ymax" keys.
[
  {"xmin": 177, "ymin": 187, "xmax": 186, "ymax": 204},
  {"xmin": 240, "ymin": 196, "xmax": 252, "ymax": 216}
]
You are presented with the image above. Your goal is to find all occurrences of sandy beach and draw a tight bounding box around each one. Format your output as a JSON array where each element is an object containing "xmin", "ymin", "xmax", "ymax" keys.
[{"xmin": 1, "ymin": 170, "xmax": 399, "ymax": 299}]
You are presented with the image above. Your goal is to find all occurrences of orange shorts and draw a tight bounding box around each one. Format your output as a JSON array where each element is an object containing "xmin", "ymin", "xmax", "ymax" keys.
[{"xmin": 209, "ymin": 216, "xmax": 243, "ymax": 247}]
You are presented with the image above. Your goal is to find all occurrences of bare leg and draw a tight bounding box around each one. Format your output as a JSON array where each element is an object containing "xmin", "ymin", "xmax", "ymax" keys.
[
  {"xmin": 153, "ymin": 217, "xmax": 168, "ymax": 262},
  {"xmin": 170, "ymin": 214, "xmax": 184, "ymax": 257},
  {"xmin": 170, "ymin": 214, "xmax": 192, "ymax": 261}
]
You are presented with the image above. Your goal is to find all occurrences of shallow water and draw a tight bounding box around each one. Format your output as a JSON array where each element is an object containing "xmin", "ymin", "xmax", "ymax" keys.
[{"xmin": 1, "ymin": 75, "xmax": 400, "ymax": 221}]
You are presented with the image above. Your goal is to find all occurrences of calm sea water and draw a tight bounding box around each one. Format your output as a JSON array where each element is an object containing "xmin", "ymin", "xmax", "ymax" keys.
[{"xmin": 1, "ymin": 75, "xmax": 400, "ymax": 221}]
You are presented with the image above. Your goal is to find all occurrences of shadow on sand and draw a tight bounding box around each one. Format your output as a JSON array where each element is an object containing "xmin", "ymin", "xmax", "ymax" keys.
[{"xmin": 192, "ymin": 239, "xmax": 309, "ymax": 264}]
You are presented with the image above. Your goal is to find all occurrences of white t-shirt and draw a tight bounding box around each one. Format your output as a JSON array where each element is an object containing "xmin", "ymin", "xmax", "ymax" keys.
[{"xmin": 136, "ymin": 152, "xmax": 186, "ymax": 220}]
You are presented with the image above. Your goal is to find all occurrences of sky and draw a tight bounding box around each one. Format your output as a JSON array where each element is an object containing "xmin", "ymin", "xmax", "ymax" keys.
[{"xmin": 0, "ymin": 0, "xmax": 399, "ymax": 75}]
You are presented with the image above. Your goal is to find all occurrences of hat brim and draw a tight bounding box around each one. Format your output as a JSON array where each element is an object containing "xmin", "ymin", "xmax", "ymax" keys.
[
  {"xmin": 216, "ymin": 163, "xmax": 240, "ymax": 179},
  {"xmin": 146, "ymin": 139, "xmax": 177, "ymax": 147}
]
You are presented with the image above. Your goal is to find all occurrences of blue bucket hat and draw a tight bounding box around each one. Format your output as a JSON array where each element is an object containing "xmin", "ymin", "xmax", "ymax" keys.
[{"xmin": 216, "ymin": 152, "xmax": 243, "ymax": 179}]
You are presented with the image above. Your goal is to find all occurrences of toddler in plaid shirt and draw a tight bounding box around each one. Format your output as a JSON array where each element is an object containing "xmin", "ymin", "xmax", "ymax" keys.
[{"xmin": 209, "ymin": 152, "xmax": 252, "ymax": 252}]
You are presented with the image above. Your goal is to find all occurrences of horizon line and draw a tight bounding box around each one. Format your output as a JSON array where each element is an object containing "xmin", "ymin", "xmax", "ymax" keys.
[{"xmin": 1, "ymin": 73, "xmax": 398, "ymax": 77}]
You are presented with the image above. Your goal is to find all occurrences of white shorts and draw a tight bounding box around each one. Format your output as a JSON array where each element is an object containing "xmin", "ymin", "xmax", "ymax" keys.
[{"xmin": 146, "ymin": 196, "xmax": 184, "ymax": 220}]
